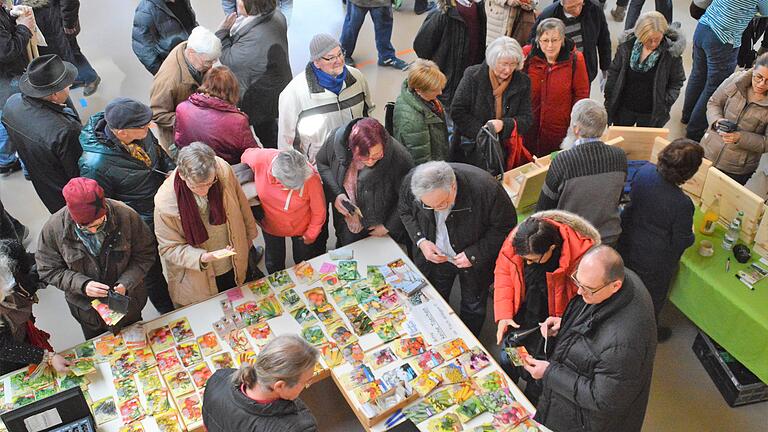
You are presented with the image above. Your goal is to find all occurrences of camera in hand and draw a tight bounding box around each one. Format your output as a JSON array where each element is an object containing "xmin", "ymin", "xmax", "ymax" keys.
[{"xmin": 717, "ymin": 119, "xmax": 738, "ymax": 133}]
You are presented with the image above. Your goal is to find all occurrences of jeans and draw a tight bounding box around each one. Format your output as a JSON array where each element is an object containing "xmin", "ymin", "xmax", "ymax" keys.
[
  {"xmin": 683, "ymin": 23, "xmax": 738, "ymax": 142},
  {"xmin": 340, "ymin": 3, "xmax": 396, "ymax": 62},
  {"xmin": 262, "ymin": 230, "xmax": 326, "ymax": 274},
  {"xmin": 426, "ymin": 262, "xmax": 490, "ymax": 335},
  {"xmin": 613, "ymin": 106, "xmax": 653, "ymax": 127},
  {"xmin": 617, "ymin": 0, "xmax": 672, "ymax": 29},
  {"xmin": 67, "ymin": 35, "xmax": 98, "ymax": 85},
  {"xmin": 0, "ymin": 110, "xmax": 16, "ymax": 167}
]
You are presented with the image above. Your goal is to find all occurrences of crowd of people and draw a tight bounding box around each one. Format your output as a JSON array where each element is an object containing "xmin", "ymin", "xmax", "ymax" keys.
[{"xmin": 0, "ymin": 0, "xmax": 767, "ymax": 431}]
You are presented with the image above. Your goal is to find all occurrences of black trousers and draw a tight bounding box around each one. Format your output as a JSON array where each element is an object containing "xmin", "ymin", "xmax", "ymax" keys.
[
  {"xmin": 262, "ymin": 230, "xmax": 326, "ymax": 274},
  {"xmin": 146, "ymin": 251, "xmax": 174, "ymax": 314},
  {"xmin": 722, "ymin": 170, "xmax": 753, "ymax": 186},
  {"xmin": 215, "ymin": 269, "xmax": 236, "ymax": 293},
  {"xmin": 331, "ymin": 208, "xmax": 369, "ymax": 248},
  {"xmin": 252, "ymin": 119, "xmax": 278, "ymax": 149},
  {"xmin": 0, "ymin": 198, "xmax": 25, "ymax": 242},
  {"xmin": 613, "ymin": 106, "xmax": 654, "ymax": 128},
  {"xmin": 425, "ymin": 262, "xmax": 490, "ymax": 335}
]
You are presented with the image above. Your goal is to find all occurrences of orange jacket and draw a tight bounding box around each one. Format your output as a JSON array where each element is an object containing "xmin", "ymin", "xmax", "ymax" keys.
[{"xmin": 494, "ymin": 210, "xmax": 599, "ymax": 321}]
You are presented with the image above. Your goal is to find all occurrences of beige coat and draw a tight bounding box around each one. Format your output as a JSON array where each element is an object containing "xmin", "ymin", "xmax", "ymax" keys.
[
  {"xmin": 150, "ymin": 42, "xmax": 199, "ymax": 157},
  {"xmin": 485, "ymin": 0, "xmax": 536, "ymax": 47},
  {"xmin": 154, "ymin": 157, "xmax": 259, "ymax": 306},
  {"xmin": 702, "ymin": 70, "xmax": 768, "ymax": 176}
]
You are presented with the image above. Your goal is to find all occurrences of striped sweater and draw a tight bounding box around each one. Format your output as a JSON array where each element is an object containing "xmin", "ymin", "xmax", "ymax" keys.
[{"xmin": 699, "ymin": 0, "xmax": 768, "ymax": 47}]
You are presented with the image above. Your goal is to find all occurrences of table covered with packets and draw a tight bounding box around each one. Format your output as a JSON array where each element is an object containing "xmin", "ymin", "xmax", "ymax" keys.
[{"xmin": 0, "ymin": 236, "xmax": 545, "ymax": 432}]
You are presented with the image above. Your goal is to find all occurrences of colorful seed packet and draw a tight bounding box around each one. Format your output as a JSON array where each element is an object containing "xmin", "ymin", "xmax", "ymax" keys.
[
  {"xmin": 246, "ymin": 322, "xmax": 273, "ymax": 346},
  {"xmin": 342, "ymin": 364, "xmax": 375, "ymax": 388},
  {"xmin": 91, "ymin": 299, "xmax": 125, "ymax": 326},
  {"xmin": 440, "ymin": 362, "xmax": 469, "ymax": 384},
  {"xmin": 293, "ymin": 261, "xmax": 319, "ymax": 284},
  {"xmin": 354, "ymin": 380, "xmax": 384, "ymax": 404},
  {"xmin": 342, "ymin": 305, "xmax": 373, "ymax": 335},
  {"xmin": 144, "ymin": 389, "xmax": 172, "ymax": 415},
  {"xmin": 327, "ymin": 320, "xmax": 356, "ymax": 345},
  {"xmin": 196, "ymin": 332, "xmax": 222, "ymax": 357},
  {"xmin": 246, "ymin": 278, "xmax": 273, "ymax": 299},
  {"xmin": 377, "ymin": 285, "xmax": 402, "ymax": 309},
  {"xmin": 456, "ymin": 395, "xmax": 487, "ymax": 423},
  {"xmin": 491, "ymin": 402, "xmax": 529, "ymax": 430},
  {"xmin": 227, "ymin": 329, "xmax": 252, "ymax": 353},
  {"xmin": 91, "ymin": 396, "xmax": 118, "ymax": 425},
  {"xmin": 238, "ymin": 350, "xmax": 258, "ymax": 366},
  {"xmin": 446, "ymin": 383, "xmax": 476, "ymax": 405},
  {"xmin": 474, "ymin": 371, "xmax": 505, "ymax": 393},
  {"xmin": 313, "ymin": 303, "xmax": 340, "ymax": 324},
  {"xmin": 503, "ymin": 346, "xmax": 529, "ymax": 367},
  {"xmin": 427, "ymin": 412, "xmax": 463, "ymax": 432},
  {"xmin": 337, "ymin": 260, "xmax": 360, "ymax": 280},
  {"xmin": 413, "ymin": 350, "xmax": 445, "ymax": 374},
  {"xmin": 114, "ymin": 377, "xmax": 139, "ymax": 403},
  {"xmin": 137, "ymin": 368, "xmax": 163, "ymax": 393},
  {"xmin": 340, "ymin": 342, "xmax": 365, "ymax": 365},
  {"xmin": 122, "ymin": 324, "xmax": 147, "ymax": 350},
  {"xmin": 12, "ymin": 393, "xmax": 35, "ymax": 408},
  {"xmin": 267, "ymin": 270, "xmax": 296, "ymax": 290},
  {"xmin": 154, "ymin": 411, "xmax": 183, "ymax": 432},
  {"xmin": 437, "ymin": 338, "xmax": 470, "ymax": 361},
  {"xmin": 111, "ymin": 351, "xmax": 139, "ymax": 380},
  {"xmin": 319, "ymin": 262, "xmax": 337, "ymax": 274},
  {"xmin": 57, "ymin": 373, "xmax": 87, "ymax": 391},
  {"xmin": 366, "ymin": 347, "xmax": 397, "ymax": 369},
  {"xmin": 426, "ymin": 388, "xmax": 455, "ymax": 413},
  {"xmin": 163, "ymin": 370, "xmax": 195, "ymax": 397},
  {"xmin": 209, "ymin": 352, "xmax": 236, "ymax": 371},
  {"xmin": 361, "ymin": 298, "xmax": 388, "ymax": 319},
  {"xmin": 301, "ymin": 324, "xmax": 326, "ymax": 346},
  {"xmin": 315, "ymin": 342, "xmax": 342, "ymax": 368},
  {"xmin": 169, "ymin": 317, "xmax": 194, "ymax": 343},
  {"xmin": 177, "ymin": 392, "xmax": 203, "ymax": 427},
  {"xmin": 320, "ymin": 273, "xmax": 342, "ymax": 289},
  {"xmin": 478, "ymin": 388, "xmax": 515, "ymax": 414},
  {"xmin": 329, "ymin": 285, "xmax": 356, "ymax": 309},
  {"xmin": 277, "ymin": 288, "xmax": 302, "ymax": 309},
  {"xmin": 118, "ymin": 397, "xmax": 144, "ymax": 424},
  {"xmin": 290, "ymin": 305, "xmax": 317, "ymax": 325},
  {"xmin": 177, "ymin": 341, "xmax": 203, "ymax": 368},
  {"xmin": 119, "ymin": 422, "xmax": 145, "ymax": 432},
  {"xmin": 147, "ymin": 326, "xmax": 174, "ymax": 353},
  {"xmin": 303, "ymin": 287, "xmax": 328, "ymax": 308},
  {"xmin": 392, "ymin": 336, "xmax": 427, "ymax": 359},
  {"xmin": 381, "ymin": 364, "xmax": 419, "ymax": 389},
  {"xmin": 411, "ymin": 370, "xmax": 442, "ymax": 397},
  {"xmin": 132, "ymin": 346, "xmax": 158, "ymax": 371},
  {"xmin": 351, "ymin": 280, "xmax": 377, "ymax": 303},
  {"xmin": 403, "ymin": 400, "xmax": 439, "ymax": 424},
  {"xmin": 74, "ymin": 341, "xmax": 95, "ymax": 358},
  {"xmin": 189, "ymin": 362, "xmax": 213, "ymax": 389},
  {"xmin": 235, "ymin": 301, "xmax": 262, "ymax": 326},
  {"xmin": 372, "ymin": 316, "xmax": 399, "ymax": 342},
  {"xmin": 155, "ymin": 348, "xmax": 182, "ymax": 374},
  {"xmin": 256, "ymin": 294, "xmax": 284, "ymax": 319},
  {"xmin": 95, "ymin": 334, "xmax": 126, "ymax": 361},
  {"xmin": 34, "ymin": 384, "xmax": 56, "ymax": 401},
  {"xmin": 456, "ymin": 348, "xmax": 491, "ymax": 376},
  {"xmin": 70, "ymin": 357, "xmax": 96, "ymax": 377}
]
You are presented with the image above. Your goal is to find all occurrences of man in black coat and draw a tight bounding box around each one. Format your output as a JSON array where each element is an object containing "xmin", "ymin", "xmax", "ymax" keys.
[
  {"xmin": 399, "ymin": 161, "xmax": 516, "ymax": 333},
  {"xmin": 132, "ymin": 0, "xmax": 197, "ymax": 75},
  {"xmin": 2, "ymin": 54, "xmax": 82, "ymax": 214},
  {"xmin": 530, "ymin": 0, "xmax": 611, "ymax": 83},
  {"xmin": 524, "ymin": 245, "xmax": 657, "ymax": 432}
]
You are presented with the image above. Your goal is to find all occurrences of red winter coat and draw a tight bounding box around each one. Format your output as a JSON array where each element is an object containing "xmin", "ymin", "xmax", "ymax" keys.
[
  {"xmin": 174, "ymin": 93, "xmax": 259, "ymax": 164},
  {"xmin": 493, "ymin": 210, "xmax": 599, "ymax": 322},
  {"xmin": 522, "ymin": 40, "xmax": 589, "ymax": 156}
]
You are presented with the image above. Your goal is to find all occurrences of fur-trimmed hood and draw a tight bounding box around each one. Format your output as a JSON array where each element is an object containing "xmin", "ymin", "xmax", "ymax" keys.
[
  {"xmin": 618, "ymin": 21, "xmax": 686, "ymax": 58},
  {"xmin": 20, "ymin": 0, "xmax": 49, "ymax": 8},
  {"xmin": 529, "ymin": 209, "xmax": 602, "ymax": 244}
]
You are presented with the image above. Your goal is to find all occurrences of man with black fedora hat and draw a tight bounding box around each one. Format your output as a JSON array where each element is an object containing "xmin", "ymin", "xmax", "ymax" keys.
[
  {"xmin": 1, "ymin": 53, "xmax": 82, "ymax": 214},
  {"xmin": 79, "ymin": 97, "xmax": 175, "ymax": 314}
]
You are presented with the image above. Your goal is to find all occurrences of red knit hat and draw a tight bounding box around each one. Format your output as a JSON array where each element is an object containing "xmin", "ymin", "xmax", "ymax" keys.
[{"xmin": 63, "ymin": 177, "xmax": 107, "ymax": 225}]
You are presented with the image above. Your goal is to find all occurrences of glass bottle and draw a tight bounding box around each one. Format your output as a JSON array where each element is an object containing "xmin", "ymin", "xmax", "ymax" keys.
[
  {"xmin": 700, "ymin": 195, "xmax": 721, "ymax": 235},
  {"xmin": 722, "ymin": 211, "xmax": 744, "ymax": 251}
]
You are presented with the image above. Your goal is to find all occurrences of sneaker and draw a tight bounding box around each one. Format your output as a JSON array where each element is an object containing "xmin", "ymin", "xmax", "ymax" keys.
[
  {"xmin": 83, "ymin": 76, "xmax": 101, "ymax": 97},
  {"xmin": 378, "ymin": 57, "xmax": 410, "ymax": 70},
  {"xmin": 415, "ymin": 1, "xmax": 436, "ymax": 14},
  {"xmin": 680, "ymin": 117, "xmax": 689, "ymax": 125},
  {"xmin": 610, "ymin": 6, "xmax": 625, "ymax": 22},
  {"xmin": 345, "ymin": 56, "xmax": 356, "ymax": 68},
  {"xmin": 0, "ymin": 160, "xmax": 21, "ymax": 177}
]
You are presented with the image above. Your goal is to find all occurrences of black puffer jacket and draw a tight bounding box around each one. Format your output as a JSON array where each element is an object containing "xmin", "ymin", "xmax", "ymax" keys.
[
  {"xmin": 316, "ymin": 118, "xmax": 414, "ymax": 243},
  {"xmin": 604, "ymin": 25, "xmax": 687, "ymax": 128},
  {"xmin": 398, "ymin": 162, "xmax": 516, "ymax": 272},
  {"xmin": 132, "ymin": 0, "xmax": 197, "ymax": 75},
  {"xmin": 413, "ymin": 0, "xmax": 486, "ymax": 107},
  {"xmin": 78, "ymin": 112, "xmax": 175, "ymax": 227},
  {"xmin": 202, "ymin": 368, "xmax": 318, "ymax": 432},
  {"xmin": 535, "ymin": 268, "xmax": 657, "ymax": 432},
  {"xmin": 0, "ymin": 7, "xmax": 31, "ymax": 108},
  {"xmin": 21, "ymin": 0, "xmax": 76, "ymax": 63}
]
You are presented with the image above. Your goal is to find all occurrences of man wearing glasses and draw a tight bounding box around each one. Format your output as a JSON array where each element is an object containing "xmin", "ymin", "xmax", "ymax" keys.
[{"xmin": 523, "ymin": 245, "xmax": 657, "ymax": 432}]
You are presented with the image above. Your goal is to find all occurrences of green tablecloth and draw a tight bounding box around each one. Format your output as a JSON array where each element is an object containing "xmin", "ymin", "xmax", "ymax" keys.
[{"xmin": 670, "ymin": 210, "xmax": 768, "ymax": 384}]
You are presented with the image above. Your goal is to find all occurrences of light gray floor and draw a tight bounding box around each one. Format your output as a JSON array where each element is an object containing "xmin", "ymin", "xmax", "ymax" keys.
[{"xmin": 1, "ymin": 0, "xmax": 766, "ymax": 430}]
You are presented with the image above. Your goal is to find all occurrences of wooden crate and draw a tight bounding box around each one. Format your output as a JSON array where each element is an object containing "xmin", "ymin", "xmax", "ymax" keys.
[
  {"xmin": 701, "ymin": 167, "xmax": 766, "ymax": 243},
  {"xmin": 650, "ymin": 136, "xmax": 713, "ymax": 199},
  {"xmin": 603, "ymin": 126, "xmax": 669, "ymax": 160},
  {"xmin": 502, "ymin": 160, "xmax": 549, "ymax": 211},
  {"xmin": 754, "ymin": 205, "xmax": 768, "ymax": 257}
]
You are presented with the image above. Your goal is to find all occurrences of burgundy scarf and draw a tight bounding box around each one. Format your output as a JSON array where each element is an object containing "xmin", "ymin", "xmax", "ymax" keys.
[{"xmin": 174, "ymin": 171, "xmax": 227, "ymax": 246}]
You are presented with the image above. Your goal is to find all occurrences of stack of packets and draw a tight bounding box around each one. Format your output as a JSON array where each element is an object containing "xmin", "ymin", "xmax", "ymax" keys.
[{"xmin": 91, "ymin": 299, "xmax": 125, "ymax": 326}]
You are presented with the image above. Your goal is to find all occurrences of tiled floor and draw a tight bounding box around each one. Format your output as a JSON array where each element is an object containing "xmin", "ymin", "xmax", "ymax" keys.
[{"xmin": 1, "ymin": 0, "xmax": 766, "ymax": 430}]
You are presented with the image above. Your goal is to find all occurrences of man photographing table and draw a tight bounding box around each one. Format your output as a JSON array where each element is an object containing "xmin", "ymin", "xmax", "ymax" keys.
[{"xmin": 523, "ymin": 245, "xmax": 657, "ymax": 432}]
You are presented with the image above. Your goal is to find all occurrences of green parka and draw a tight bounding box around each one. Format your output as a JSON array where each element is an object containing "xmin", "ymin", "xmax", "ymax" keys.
[{"xmin": 392, "ymin": 80, "xmax": 449, "ymax": 164}]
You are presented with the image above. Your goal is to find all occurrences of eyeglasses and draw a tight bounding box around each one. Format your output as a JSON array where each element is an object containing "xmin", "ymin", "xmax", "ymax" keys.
[
  {"xmin": 321, "ymin": 49, "xmax": 346, "ymax": 63},
  {"xmin": 362, "ymin": 150, "xmax": 384, "ymax": 163},
  {"xmin": 570, "ymin": 271, "xmax": 614, "ymax": 295},
  {"xmin": 77, "ymin": 215, "xmax": 107, "ymax": 233},
  {"xmin": 753, "ymin": 73, "xmax": 768, "ymax": 84}
]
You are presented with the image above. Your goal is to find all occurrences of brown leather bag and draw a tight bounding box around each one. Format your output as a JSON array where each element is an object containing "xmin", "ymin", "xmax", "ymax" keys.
[{"xmin": 507, "ymin": 5, "xmax": 536, "ymax": 47}]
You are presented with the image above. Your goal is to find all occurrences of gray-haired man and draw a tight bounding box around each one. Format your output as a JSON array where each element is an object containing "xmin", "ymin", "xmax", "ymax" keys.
[{"xmin": 398, "ymin": 161, "xmax": 516, "ymax": 333}]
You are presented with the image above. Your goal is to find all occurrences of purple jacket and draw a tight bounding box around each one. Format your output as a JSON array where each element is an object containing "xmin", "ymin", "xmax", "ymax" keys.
[{"xmin": 174, "ymin": 93, "xmax": 259, "ymax": 164}]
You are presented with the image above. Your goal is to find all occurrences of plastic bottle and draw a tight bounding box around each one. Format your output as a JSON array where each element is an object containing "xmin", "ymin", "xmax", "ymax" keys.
[
  {"xmin": 722, "ymin": 211, "xmax": 744, "ymax": 251},
  {"xmin": 700, "ymin": 195, "xmax": 721, "ymax": 235}
]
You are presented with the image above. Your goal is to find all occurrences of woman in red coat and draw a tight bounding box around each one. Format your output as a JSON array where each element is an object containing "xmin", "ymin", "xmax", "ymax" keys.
[
  {"xmin": 174, "ymin": 66, "xmax": 259, "ymax": 164},
  {"xmin": 523, "ymin": 18, "xmax": 590, "ymax": 156}
]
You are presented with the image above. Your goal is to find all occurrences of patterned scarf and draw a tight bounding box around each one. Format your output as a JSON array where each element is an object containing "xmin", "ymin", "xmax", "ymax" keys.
[
  {"xmin": 629, "ymin": 39, "xmax": 661, "ymax": 73},
  {"xmin": 105, "ymin": 127, "xmax": 152, "ymax": 167}
]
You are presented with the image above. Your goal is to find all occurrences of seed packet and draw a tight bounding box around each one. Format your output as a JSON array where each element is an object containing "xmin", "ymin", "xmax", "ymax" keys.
[
  {"xmin": 351, "ymin": 280, "xmax": 377, "ymax": 304},
  {"xmin": 155, "ymin": 411, "xmax": 183, "ymax": 432},
  {"xmin": 320, "ymin": 273, "xmax": 342, "ymax": 290},
  {"xmin": 111, "ymin": 351, "xmax": 139, "ymax": 380},
  {"xmin": 246, "ymin": 322, "xmax": 273, "ymax": 346},
  {"xmin": 147, "ymin": 326, "xmax": 174, "ymax": 353},
  {"xmin": 34, "ymin": 384, "xmax": 56, "ymax": 401},
  {"xmin": 427, "ymin": 412, "xmax": 463, "ymax": 432},
  {"xmin": 439, "ymin": 361, "xmax": 469, "ymax": 384},
  {"xmin": 361, "ymin": 298, "xmax": 388, "ymax": 319},
  {"xmin": 303, "ymin": 287, "xmax": 328, "ymax": 308},
  {"xmin": 91, "ymin": 396, "xmax": 118, "ymax": 425},
  {"xmin": 319, "ymin": 262, "xmax": 337, "ymax": 274},
  {"xmin": 210, "ymin": 352, "xmax": 236, "ymax": 371},
  {"xmin": 354, "ymin": 380, "xmax": 384, "ymax": 404},
  {"xmin": 456, "ymin": 395, "xmax": 487, "ymax": 423},
  {"xmin": 114, "ymin": 377, "xmax": 139, "ymax": 403},
  {"xmin": 119, "ymin": 423, "xmax": 145, "ymax": 432},
  {"xmin": 91, "ymin": 299, "xmax": 125, "ymax": 326},
  {"xmin": 366, "ymin": 347, "xmax": 397, "ymax": 369},
  {"xmin": 177, "ymin": 392, "xmax": 203, "ymax": 427},
  {"xmin": 163, "ymin": 370, "xmax": 195, "ymax": 397},
  {"xmin": 372, "ymin": 317, "xmax": 399, "ymax": 342},
  {"xmin": 503, "ymin": 346, "xmax": 529, "ymax": 367},
  {"xmin": 132, "ymin": 346, "xmax": 158, "ymax": 371},
  {"xmin": 144, "ymin": 389, "xmax": 172, "ymax": 415},
  {"xmin": 328, "ymin": 248, "xmax": 353, "ymax": 260},
  {"xmin": 294, "ymin": 261, "xmax": 319, "ymax": 284},
  {"xmin": 340, "ymin": 342, "xmax": 365, "ymax": 365},
  {"xmin": 474, "ymin": 371, "xmax": 504, "ymax": 393},
  {"xmin": 478, "ymin": 388, "xmax": 515, "ymax": 414},
  {"xmin": 155, "ymin": 348, "xmax": 182, "ymax": 374},
  {"xmin": 189, "ymin": 362, "xmax": 213, "ymax": 389},
  {"xmin": 410, "ymin": 370, "xmax": 442, "ymax": 397},
  {"xmin": 256, "ymin": 294, "xmax": 283, "ymax": 319},
  {"xmin": 176, "ymin": 342, "xmax": 203, "ymax": 368},
  {"xmin": 118, "ymin": 397, "xmax": 144, "ymax": 424},
  {"xmin": 313, "ymin": 303, "xmax": 340, "ymax": 324},
  {"xmin": 426, "ymin": 388, "xmax": 455, "ymax": 413},
  {"xmin": 342, "ymin": 305, "xmax": 373, "ymax": 335},
  {"xmin": 329, "ymin": 285, "xmax": 356, "ymax": 309},
  {"xmin": 95, "ymin": 334, "xmax": 126, "ymax": 361},
  {"xmin": 301, "ymin": 324, "xmax": 326, "ymax": 346},
  {"xmin": 381, "ymin": 364, "xmax": 418, "ymax": 389},
  {"xmin": 235, "ymin": 301, "xmax": 262, "ymax": 326},
  {"xmin": 238, "ymin": 350, "xmax": 258, "ymax": 366},
  {"xmin": 456, "ymin": 348, "xmax": 490, "ymax": 376},
  {"xmin": 491, "ymin": 402, "xmax": 529, "ymax": 430},
  {"xmin": 57, "ymin": 373, "xmax": 87, "ymax": 391},
  {"xmin": 12, "ymin": 393, "xmax": 35, "ymax": 408},
  {"xmin": 327, "ymin": 320, "xmax": 356, "ymax": 345},
  {"xmin": 290, "ymin": 305, "xmax": 317, "ymax": 325},
  {"xmin": 436, "ymin": 339, "xmax": 470, "ymax": 361},
  {"xmin": 169, "ymin": 318, "xmax": 194, "ymax": 343},
  {"xmin": 392, "ymin": 336, "xmax": 427, "ymax": 359},
  {"xmin": 267, "ymin": 270, "xmax": 295, "ymax": 290},
  {"xmin": 342, "ymin": 364, "xmax": 375, "ymax": 388},
  {"xmin": 122, "ymin": 324, "xmax": 147, "ymax": 350},
  {"xmin": 446, "ymin": 383, "xmax": 476, "ymax": 405},
  {"xmin": 246, "ymin": 278, "xmax": 273, "ymax": 299},
  {"xmin": 366, "ymin": 265, "xmax": 387, "ymax": 289},
  {"xmin": 412, "ymin": 350, "xmax": 445, "ymax": 374},
  {"xmin": 137, "ymin": 368, "xmax": 163, "ymax": 393},
  {"xmin": 227, "ymin": 329, "xmax": 252, "ymax": 353},
  {"xmin": 403, "ymin": 400, "xmax": 439, "ymax": 424},
  {"xmin": 277, "ymin": 288, "xmax": 303, "ymax": 309},
  {"xmin": 377, "ymin": 285, "xmax": 402, "ymax": 309},
  {"xmin": 196, "ymin": 332, "xmax": 222, "ymax": 357},
  {"xmin": 337, "ymin": 260, "xmax": 360, "ymax": 280},
  {"xmin": 70, "ymin": 357, "xmax": 96, "ymax": 377},
  {"xmin": 74, "ymin": 341, "xmax": 95, "ymax": 358}
]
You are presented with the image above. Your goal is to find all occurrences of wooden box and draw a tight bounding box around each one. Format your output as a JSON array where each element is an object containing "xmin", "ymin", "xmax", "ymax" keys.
[
  {"xmin": 502, "ymin": 160, "xmax": 549, "ymax": 211},
  {"xmin": 603, "ymin": 126, "xmax": 669, "ymax": 160},
  {"xmin": 754, "ymin": 205, "xmax": 768, "ymax": 257},
  {"xmin": 701, "ymin": 167, "xmax": 766, "ymax": 243},
  {"xmin": 650, "ymin": 137, "xmax": 713, "ymax": 199}
]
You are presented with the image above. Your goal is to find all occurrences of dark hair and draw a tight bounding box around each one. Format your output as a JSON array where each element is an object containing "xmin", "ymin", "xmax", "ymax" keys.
[
  {"xmin": 197, "ymin": 66, "xmax": 240, "ymax": 106},
  {"xmin": 512, "ymin": 217, "xmax": 563, "ymax": 256},
  {"xmin": 348, "ymin": 118, "xmax": 387, "ymax": 158},
  {"xmin": 657, "ymin": 138, "xmax": 704, "ymax": 185},
  {"xmin": 242, "ymin": 0, "xmax": 276, "ymax": 15}
]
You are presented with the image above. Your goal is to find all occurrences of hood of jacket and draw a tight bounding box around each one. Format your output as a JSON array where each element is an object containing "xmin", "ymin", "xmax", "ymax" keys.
[
  {"xmin": 20, "ymin": 0, "xmax": 48, "ymax": 8},
  {"xmin": 187, "ymin": 92, "xmax": 241, "ymax": 114},
  {"xmin": 80, "ymin": 113, "xmax": 126, "ymax": 157},
  {"xmin": 398, "ymin": 80, "xmax": 439, "ymax": 117},
  {"xmin": 618, "ymin": 21, "xmax": 686, "ymax": 58},
  {"xmin": 530, "ymin": 209, "xmax": 601, "ymax": 244}
]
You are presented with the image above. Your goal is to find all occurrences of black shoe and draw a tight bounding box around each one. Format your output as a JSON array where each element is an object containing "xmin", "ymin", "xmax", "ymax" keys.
[
  {"xmin": 657, "ymin": 326, "xmax": 672, "ymax": 343},
  {"xmin": 253, "ymin": 245, "xmax": 264, "ymax": 264},
  {"xmin": 415, "ymin": 1, "xmax": 435, "ymax": 14},
  {"xmin": 345, "ymin": 56, "xmax": 356, "ymax": 68},
  {"xmin": 680, "ymin": 117, "xmax": 689, "ymax": 125},
  {"xmin": 0, "ymin": 160, "xmax": 21, "ymax": 177},
  {"xmin": 83, "ymin": 76, "xmax": 101, "ymax": 97}
]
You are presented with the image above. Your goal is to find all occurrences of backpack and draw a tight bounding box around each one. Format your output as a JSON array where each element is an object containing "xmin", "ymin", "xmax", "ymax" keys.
[{"xmin": 384, "ymin": 101, "xmax": 395, "ymax": 136}]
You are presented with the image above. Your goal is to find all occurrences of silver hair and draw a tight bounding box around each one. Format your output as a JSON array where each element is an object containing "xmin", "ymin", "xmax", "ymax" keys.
[
  {"xmin": 570, "ymin": 99, "xmax": 607, "ymax": 139},
  {"xmin": 536, "ymin": 18, "xmax": 566, "ymax": 40},
  {"xmin": 485, "ymin": 36, "xmax": 525, "ymax": 71},
  {"xmin": 186, "ymin": 26, "xmax": 222, "ymax": 59},
  {"xmin": 272, "ymin": 149, "xmax": 313, "ymax": 190},
  {"xmin": 233, "ymin": 335, "xmax": 318, "ymax": 389},
  {"xmin": 410, "ymin": 161, "xmax": 456, "ymax": 200},
  {"xmin": 177, "ymin": 142, "xmax": 217, "ymax": 184}
]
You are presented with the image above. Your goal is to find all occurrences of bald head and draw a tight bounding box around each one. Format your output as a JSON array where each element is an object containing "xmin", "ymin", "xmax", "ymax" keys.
[
  {"xmin": 574, "ymin": 245, "xmax": 625, "ymax": 304},
  {"xmin": 582, "ymin": 245, "xmax": 625, "ymax": 282}
]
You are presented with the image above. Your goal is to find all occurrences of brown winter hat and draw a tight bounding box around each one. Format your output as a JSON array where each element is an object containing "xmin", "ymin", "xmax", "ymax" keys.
[{"xmin": 63, "ymin": 177, "xmax": 107, "ymax": 225}]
